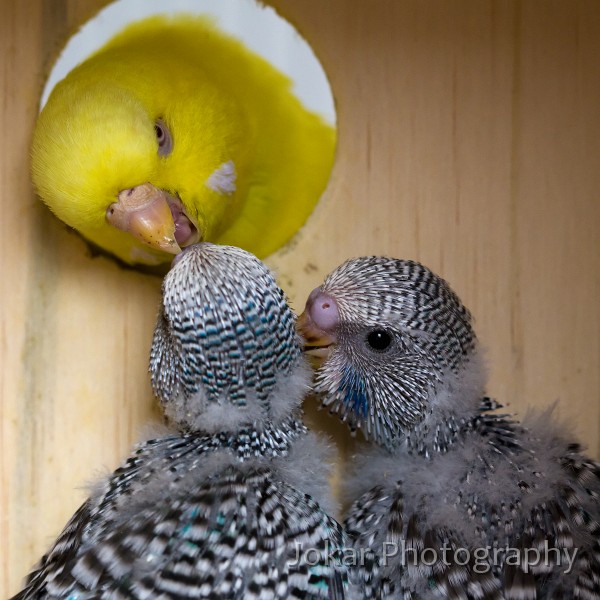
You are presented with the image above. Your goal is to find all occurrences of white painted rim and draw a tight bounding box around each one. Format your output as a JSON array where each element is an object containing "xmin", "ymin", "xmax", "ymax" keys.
[{"xmin": 40, "ymin": 0, "xmax": 336, "ymax": 126}]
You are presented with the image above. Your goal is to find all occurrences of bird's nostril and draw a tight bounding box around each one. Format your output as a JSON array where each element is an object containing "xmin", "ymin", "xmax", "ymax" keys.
[{"xmin": 308, "ymin": 291, "xmax": 339, "ymax": 332}]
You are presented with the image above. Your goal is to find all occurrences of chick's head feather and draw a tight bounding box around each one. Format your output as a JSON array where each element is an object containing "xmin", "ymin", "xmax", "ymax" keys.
[
  {"xmin": 150, "ymin": 243, "xmax": 307, "ymax": 433},
  {"xmin": 298, "ymin": 257, "xmax": 481, "ymax": 448}
]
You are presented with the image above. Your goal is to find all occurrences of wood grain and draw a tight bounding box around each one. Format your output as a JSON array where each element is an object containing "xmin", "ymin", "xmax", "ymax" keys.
[{"xmin": 1, "ymin": 0, "xmax": 599, "ymax": 594}]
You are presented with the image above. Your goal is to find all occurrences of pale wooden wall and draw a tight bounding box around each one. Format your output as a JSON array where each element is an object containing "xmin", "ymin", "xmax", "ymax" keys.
[{"xmin": 2, "ymin": 0, "xmax": 599, "ymax": 595}]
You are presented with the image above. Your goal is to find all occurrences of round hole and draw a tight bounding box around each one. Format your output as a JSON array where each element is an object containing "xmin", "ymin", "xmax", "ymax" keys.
[{"xmin": 35, "ymin": 0, "xmax": 337, "ymax": 267}]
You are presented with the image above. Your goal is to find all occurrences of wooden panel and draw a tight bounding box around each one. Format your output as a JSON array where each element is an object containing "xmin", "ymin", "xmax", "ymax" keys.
[{"xmin": 1, "ymin": 0, "xmax": 599, "ymax": 594}]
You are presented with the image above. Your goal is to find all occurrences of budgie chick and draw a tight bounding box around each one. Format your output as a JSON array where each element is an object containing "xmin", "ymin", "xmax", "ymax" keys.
[
  {"xmin": 298, "ymin": 257, "xmax": 600, "ymax": 599},
  {"xmin": 14, "ymin": 243, "xmax": 351, "ymax": 599},
  {"xmin": 32, "ymin": 15, "xmax": 335, "ymax": 267}
]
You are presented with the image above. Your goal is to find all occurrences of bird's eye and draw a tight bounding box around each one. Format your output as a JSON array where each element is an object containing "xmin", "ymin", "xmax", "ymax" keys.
[
  {"xmin": 155, "ymin": 119, "xmax": 173, "ymax": 157},
  {"xmin": 366, "ymin": 330, "xmax": 392, "ymax": 352}
]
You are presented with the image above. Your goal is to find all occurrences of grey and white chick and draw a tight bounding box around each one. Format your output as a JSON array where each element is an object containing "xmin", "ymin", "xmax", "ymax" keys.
[
  {"xmin": 14, "ymin": 243, "xmax": 352, "ymax": 600},
  {"xmin": 297, "ymin": 256, "xmax": 600, "ymax": 599}
]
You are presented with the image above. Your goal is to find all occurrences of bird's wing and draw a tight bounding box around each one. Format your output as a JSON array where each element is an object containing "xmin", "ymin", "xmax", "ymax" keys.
[
  {"xmin": 346, "ymin": 481, "xmax": 503, "ymax": 600},
  {"xmin": 512, "ymin": 444, "xmax": 600, "ymax": 599},
  {"xmin": 11, "ymin": 500, "xmax": 92, "ymax": 600},
  {"xmin": 450, "ymin": 404, "xmax": 600, "ymax": 598},
  {"xmin": 35, "ymin": 466, "xmax": 348, "ymax": 599},
  {"xmin": 11, "ymin": 435, "xmax": 192, "ymax": 598}
]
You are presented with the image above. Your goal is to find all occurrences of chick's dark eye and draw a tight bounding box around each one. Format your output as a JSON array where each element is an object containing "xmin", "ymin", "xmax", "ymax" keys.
[
  {"xmin": 155, "ymin": 119, "xmax": 173, "ymax": 157},
  {"xmin": 366, "ymin": 330, "xmax": 392, "ymax": 351}
]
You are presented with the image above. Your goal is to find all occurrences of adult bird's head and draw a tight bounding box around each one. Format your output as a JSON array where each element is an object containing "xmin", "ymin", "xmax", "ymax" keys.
[
  {"xmin": 150, "ymin": 243, "xmax": 307, "ymax": 433},
  {"xmin": 31, "ymin": 18, "xmax": 251, "ymax": 267},
  {"xmin": 297, "ymin": 257, "xmax": 485, "ymax": 450}
]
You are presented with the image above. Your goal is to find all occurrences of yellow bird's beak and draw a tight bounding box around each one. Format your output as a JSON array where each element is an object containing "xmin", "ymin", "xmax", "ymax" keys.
[{"xmin": 106, "ymin": 183, "xmax": 198, "ymax": 254}]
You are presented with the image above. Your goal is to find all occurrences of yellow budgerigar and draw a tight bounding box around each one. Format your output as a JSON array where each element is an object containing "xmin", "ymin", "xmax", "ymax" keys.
[{"xmin": 32, "ymin": 15, "xmax": 336, "ymax": 267}]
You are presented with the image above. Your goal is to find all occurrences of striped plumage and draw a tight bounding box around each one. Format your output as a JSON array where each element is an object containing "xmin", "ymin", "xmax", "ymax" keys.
[
  {"xmin": 14, "ymin": 243, "xmax": 351, "ymax": 599},
  {"xmin": 298, "ymin": 256, "xmax": 600, "ymax": 599}
]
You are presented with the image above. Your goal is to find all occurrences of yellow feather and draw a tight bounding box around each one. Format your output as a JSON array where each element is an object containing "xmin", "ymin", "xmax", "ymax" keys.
[{"xmin": 32, "ymin": 15, "xmax": 336, "ymax": 266}]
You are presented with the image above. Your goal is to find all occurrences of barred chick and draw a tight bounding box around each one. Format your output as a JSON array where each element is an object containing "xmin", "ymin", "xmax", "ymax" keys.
[
  {"xmin": 14, "ymin": 243, "xmax": 353, "ymax": 600},
  {"xmin": 298, "ymin": 257, "xmax": 600, "ymax": 599}
]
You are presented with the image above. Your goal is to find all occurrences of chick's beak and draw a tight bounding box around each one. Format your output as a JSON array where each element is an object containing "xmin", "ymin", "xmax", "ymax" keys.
[
  {"xmin": 106, "ymin": 183, "xmax": 199, "ymax": 255},
  {"xmin": 297, "ymin": 287, "xmax": 340, "ymax": 362}
]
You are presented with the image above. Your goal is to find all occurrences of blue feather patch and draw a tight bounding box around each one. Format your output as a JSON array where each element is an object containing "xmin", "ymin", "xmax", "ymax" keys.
[{"xmin": 340, "ymin": 365, "xmax": 369, "ymax": 417}]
